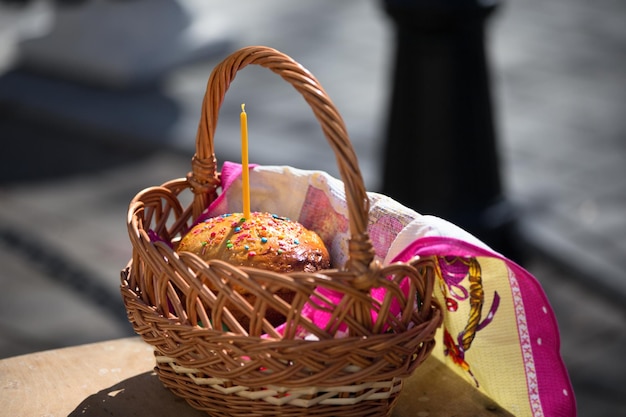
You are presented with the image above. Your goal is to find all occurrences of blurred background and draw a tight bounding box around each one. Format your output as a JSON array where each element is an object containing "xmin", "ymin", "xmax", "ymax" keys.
[{"xmin": 0, "ymin": 0, "xmax": 625, "ymax": 415}]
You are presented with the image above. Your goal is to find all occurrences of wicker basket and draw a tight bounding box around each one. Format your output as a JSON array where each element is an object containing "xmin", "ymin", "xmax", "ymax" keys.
[{"xmin": 121, "ymin": 46, "xmax": 442, "ymax": 417}]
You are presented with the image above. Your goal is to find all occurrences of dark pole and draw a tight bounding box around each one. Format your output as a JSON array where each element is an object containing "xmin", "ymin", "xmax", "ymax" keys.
[{"xmin": 380, "ymin": 0, "xmax": 522, "ymax": 260}]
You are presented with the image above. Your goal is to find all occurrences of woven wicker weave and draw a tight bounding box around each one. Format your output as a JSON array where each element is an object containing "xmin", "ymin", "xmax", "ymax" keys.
[{"xmin": 121, "ymin": 46, "xmax": 442, "ymax": 417}]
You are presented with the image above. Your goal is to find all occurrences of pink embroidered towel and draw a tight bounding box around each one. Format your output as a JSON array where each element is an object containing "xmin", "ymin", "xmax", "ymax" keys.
[{"xmin": 200, "ymin": 161, "xmax": 576, "ymax": 417}]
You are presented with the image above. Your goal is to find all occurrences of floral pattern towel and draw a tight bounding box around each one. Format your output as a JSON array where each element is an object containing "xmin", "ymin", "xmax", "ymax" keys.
[{"xmin": 201, "ymin": 161, "xmax": 576, "ymax": 417}]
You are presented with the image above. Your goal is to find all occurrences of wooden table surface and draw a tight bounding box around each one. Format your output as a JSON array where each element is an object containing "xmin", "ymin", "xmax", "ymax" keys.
[{"xmin": 0, "ymin": 337, "xmax": 512, "ymax": 416}]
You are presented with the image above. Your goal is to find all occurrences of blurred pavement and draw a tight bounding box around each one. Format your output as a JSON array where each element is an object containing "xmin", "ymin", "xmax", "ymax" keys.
[{"xmin": 1, "ymin": 0, "xmax": 625, "ymax": 416}]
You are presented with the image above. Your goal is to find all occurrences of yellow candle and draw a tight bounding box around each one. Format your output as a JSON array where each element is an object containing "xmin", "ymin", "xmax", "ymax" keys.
[{"xmin": 240, "ymin": 103, "xmax": 251, "ymax": 219}]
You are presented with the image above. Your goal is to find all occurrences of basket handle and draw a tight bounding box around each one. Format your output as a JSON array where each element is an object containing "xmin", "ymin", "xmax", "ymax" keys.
[{"xmin": 188, "ymin": 46, "xmax": 376, "ymax": 281}]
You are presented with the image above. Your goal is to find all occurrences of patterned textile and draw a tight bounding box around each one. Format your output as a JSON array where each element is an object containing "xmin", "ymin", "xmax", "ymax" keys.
[{"xmin": 201, "ymin": 162, "xmax": 576, "ymax": 417}]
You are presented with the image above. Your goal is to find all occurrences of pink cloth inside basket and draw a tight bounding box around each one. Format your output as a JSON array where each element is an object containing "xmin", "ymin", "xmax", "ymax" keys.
[{"xmin": 197, "ymin": 161, "xmax": 576, "ymax": 417}]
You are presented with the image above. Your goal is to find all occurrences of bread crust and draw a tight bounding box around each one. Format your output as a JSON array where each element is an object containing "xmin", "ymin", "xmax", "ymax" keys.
[{"xmin": 177, "ymin": 212, "xmax": 330, "ymax": 274}]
